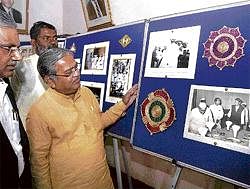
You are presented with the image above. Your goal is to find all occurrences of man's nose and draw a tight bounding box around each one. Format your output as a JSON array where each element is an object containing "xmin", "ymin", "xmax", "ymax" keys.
[
  {"xmin": 73, "ymin": 68, "xmax": 80, "ymax": 77},
  {"xmin": 49, "ymin": 37, "xmax": 58, "ymax": 45}
]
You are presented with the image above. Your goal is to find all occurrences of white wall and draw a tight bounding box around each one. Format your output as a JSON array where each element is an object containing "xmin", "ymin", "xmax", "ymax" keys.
[
  {"xmin": 109, "ymin": 0, "xmax": 244, "ymax": 25},
  {"xmin": 62, "ymin": 0, "xmax": 87, "ymax": 35},
  {"xmin": 61, "ymin": 0, "xmax": 244, "ymax": 34},
  {"xmin": 20, "ymin": 0, "xmax": 63, "ymax": 41},
  {"xmin": 21, "ymin": 0, "xmax": 244, "ymax": 42}
]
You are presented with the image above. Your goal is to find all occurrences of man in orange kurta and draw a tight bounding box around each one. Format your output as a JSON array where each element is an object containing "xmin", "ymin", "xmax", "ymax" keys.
[{"xmin": 26, "ymin": 48, "xmax": 138, "ymax": 189}]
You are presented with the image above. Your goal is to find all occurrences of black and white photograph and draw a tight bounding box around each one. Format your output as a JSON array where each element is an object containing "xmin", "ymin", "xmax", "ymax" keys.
[
  {"xmin": 81, "ymin": 0, "xmax": 112, "ymax": 31},
  {"xmin": 75, "ymin": 58, "xmax": 81, "ymax": 72},
  {"xmin": 106, "ymin": 54, "xmax": 136, "ymax": 103},
  {"xmin": 20, "ymin": 45, "xmax": 33, "ymax": 58},
  {"xmin": 57, "ymin": 38, "xmax": 65, "ymax": 49},
  {"xmin": 184, "ymin": 85, "xmax": 250, "ymax": 154},
  {"xmin": 81, "ymin": 41, "xmax": 109, "ymax": 75},
  {"xmin": 144, "ymin": 25, "xmax": 201, "ymax": 79},
  {"xmin": 0, "ymin": 0, "xmax": 29, "ymax": 34},
  {"xmin": 80, "ymin": 81, "xmax": 105, "ymax": 110}
]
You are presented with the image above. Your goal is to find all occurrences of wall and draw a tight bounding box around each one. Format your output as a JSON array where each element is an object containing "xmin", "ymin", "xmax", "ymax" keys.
[
  {"xmin": 20, "ymin": 0, "xmax": 243, "ymax": 39},
  {"xmin": 62, "ymin": 0, "xmax": 86, "ymax": 35},
  {"xmin": 109, "ymin": 0, "xmax": 244, "ymax": 25},
  {"xmin": 19, "ymin": 0, "xmax": 63, "ymax": 41}
]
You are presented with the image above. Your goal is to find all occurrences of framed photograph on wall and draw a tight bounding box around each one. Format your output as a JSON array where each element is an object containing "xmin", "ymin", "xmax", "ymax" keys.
[
  {"xmin": 81, "ymin": 41, "xmax": 110, "ymax": 75},
  {"xmin": 81, "ymin": 0, "xmax": 113, "ymax": 31},
  {"xmin": 105, "ymin": 54, "xmax": 136, "ymax": 103},
  {"xmin": 80, "ymin": 81, "xmax": 105, "ymax": 110},
  {"xmin": 0, "ymin": 0, "xmax": 29, "ymax": 34},
  {"xmin": 20, "ymin": 45, "xmax": 33, "ymax": 58},
  {"xmin": 144, "ymin": 25, "xmax": 201, "ymax": 79},
  {"xmin": 183, "ymin": 84, "xmax": 250, "ymax": 155}
]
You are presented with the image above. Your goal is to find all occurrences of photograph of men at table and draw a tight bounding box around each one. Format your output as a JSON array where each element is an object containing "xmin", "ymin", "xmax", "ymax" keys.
[{"xmin": 186, "ymin": 88, "xmax": 250, "ymax": 148}]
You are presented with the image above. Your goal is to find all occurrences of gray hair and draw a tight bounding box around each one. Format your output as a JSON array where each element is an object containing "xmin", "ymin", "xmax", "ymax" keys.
[
  {"xmin": 0, "ymin": 9, "xmax": 17, "ymax": 28},
  {"xmin": 37, "ymin": 47, "xmax": 72, "ymax": 79}
]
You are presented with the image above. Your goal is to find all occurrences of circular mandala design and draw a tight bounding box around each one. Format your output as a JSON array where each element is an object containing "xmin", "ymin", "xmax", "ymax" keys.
[
  {"xmin": 203, "ymin": 26, "xmax": 247, "ymax": 70},
  {"xmin": 211, "ymin": 34, "xmax": 236, "ymax": 60},
  {"xmin": 148, "ymin": 100, "xmax": 166, "ymax": 123},
  {"xmin": 140, "ymin": 89, "xmax": 176, "ymax": 135}
]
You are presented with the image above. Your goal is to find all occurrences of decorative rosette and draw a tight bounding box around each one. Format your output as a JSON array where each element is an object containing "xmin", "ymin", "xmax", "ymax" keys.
[
  {"xmin": 203, "ymin": 26, "xmax": 247, "ymax": 70},
  {"xmin": 140, "ymin": 89, "xmax": 176, "ymax": 135}
]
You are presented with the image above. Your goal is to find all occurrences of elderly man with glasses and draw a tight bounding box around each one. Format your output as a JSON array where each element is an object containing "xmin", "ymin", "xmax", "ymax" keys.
[
  {"xmin": 0, "ymin": 9, "xmax": 32, "ymax": 188},
  {"xmin": 26, "ymin": 47, "xmax": 138, "ymax": 189}
]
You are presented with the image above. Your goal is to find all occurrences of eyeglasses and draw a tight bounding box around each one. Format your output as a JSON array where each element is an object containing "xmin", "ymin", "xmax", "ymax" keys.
[
  {"xmin": 0, "ymin": 44, "xmax": 22, "ymax": 56},
  {"xmin": 53, "ymin": 65, "xmax": 79, "ymax": 77},
  {"xmin": 38, "ymin": 35, "xmax": 58, "ymax": 42}
]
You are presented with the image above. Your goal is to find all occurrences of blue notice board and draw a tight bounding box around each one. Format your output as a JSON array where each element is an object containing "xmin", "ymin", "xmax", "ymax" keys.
[
  {"xmin": 65, "ymin": 21, "xmax": 147, "ymax": 140},
  {"xmin": 131, "ymin": 3, "xmax": 250, "ymax": 188}
]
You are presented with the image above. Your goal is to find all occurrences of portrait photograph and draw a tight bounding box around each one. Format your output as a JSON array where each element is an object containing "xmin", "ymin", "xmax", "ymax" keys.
[
  {"xmin": 144, "ymin": 25, "xmax": 201, "ymax": 79},
  {"xmin": 183, "ymin": 85, "xmax": 250, "ymax": 154},
  {"xmin": 105, "ymin": 54, "xmax": 136, "ymax": 103},
  {"xmin": 80, "ymin": 81, "xmax": 105, "ymax": 110},
  {"xmin": 19, "ymin": 45, "xmax": 33, "ymax": 58},
  {"xmin": 0, "ymin": 0, "xmax": 29, "ymax": 34},
  {"xmin": 57, "ymin": 38, "xmax": 66, "ymax": 49},
  {"xmin": 81, "ymin": 41, "xmax": 110, "ymax": 75},
  {"xmin": 81, "ymin": 0, "xmax": 113, "ymax": 31}
]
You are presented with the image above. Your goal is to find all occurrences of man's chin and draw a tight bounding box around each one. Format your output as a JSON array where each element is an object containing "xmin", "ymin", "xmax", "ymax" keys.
[
  {"xmin": 74, "ymin": 83, "xmax": 81, "ymax": 90},
  {"xmin": 3, "ymin": 71, "xmax": 14, "ymax": 78}
]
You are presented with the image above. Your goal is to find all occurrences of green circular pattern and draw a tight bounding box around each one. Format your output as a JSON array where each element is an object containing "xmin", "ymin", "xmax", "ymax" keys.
[{"xmin": 148, "ymin": 100, "xmax": 166, "ymax": 123}]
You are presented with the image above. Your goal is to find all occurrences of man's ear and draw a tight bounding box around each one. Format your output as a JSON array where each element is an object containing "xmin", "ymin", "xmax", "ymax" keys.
[
  {"xmin": 31, "ymin": 39, "xmax": 37, "ymax": 54},
  {"xmin": 31, "ymin": 39, "xmax": 36, "ymax": 48},
  {"xmin": 44, "ymin": 75, "xmax": 56, "ymax": 89}
]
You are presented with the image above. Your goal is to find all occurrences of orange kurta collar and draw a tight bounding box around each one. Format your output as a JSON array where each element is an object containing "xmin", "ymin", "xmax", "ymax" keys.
[{"xmin": 47, "ymin": 87, "xmax": 81, "ymax": 103}]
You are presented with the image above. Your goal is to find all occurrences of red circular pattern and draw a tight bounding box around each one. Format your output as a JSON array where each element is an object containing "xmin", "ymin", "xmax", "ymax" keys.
[{"xmin": 141, "ymin": 89, "xmax": 176, "ymax": 135}]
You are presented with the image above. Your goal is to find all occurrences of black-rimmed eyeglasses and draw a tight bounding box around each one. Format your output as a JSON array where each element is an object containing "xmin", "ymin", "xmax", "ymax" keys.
[
  {"xmin": 52, "ymin": 66, "xmax": 79, "ymax": 77},
  {"xmin": 0, "ymin": 44, "xmax": 22, "ymax": 55}
]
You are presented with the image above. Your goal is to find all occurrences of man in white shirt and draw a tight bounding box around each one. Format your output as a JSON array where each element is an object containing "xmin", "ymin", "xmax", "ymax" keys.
[
  {"xmin": 209, "ymin": 97, "xmax": 224, "ymax": 129},
  {"xmin": 11, "ymin": 21, "xmax": 58, "ymax": 125},
  {"xmin": 0, "ymin": 9, "xmax": 31, "ymax": 188},
  {"xmin": 241, "ymin": 102, "xmax": 249, "ymax": 130},
  {"xmin": 189, "ymin": 98, "xmax": 213, "ymax": 135}
]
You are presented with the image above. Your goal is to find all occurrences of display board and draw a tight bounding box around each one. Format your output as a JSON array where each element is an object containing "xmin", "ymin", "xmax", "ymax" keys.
[
  {"xmin": 131, "ymin": 2, "xmax": 250, "ymax": 188},
  {"xmin": 65, "ymin": 21, "xmax": 146, "ymax": 140}
]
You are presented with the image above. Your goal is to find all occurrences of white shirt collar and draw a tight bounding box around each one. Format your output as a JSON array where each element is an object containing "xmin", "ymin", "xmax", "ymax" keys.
[{"xmin": 0, "ymin": 78, "xmax": 8, "ymax": 107}]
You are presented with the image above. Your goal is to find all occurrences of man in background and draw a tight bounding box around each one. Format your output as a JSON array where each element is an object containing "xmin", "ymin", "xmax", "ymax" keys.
[
  {"xmin": 11, "ymin": 21, "xmax": 58, "ymax": 125},
  {"xmin": 151, "ymin": 46, "xmax": 167, "ymax": 68},
  {"xmin": 177, "ymin": 49, "xmax": 190, "ymax": 68},
  {"xmin": 227, "ymin": 98, "xmax": 244, "ymax": 129},
  {"xmin": 0, "ymin": 9, "xmax": 31, "ymax": 188},
  {"xmin": 0, "ymin": 0, "xmax": 22, "ymax": 24}
]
